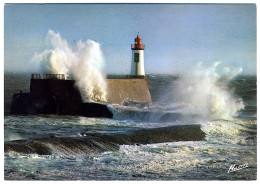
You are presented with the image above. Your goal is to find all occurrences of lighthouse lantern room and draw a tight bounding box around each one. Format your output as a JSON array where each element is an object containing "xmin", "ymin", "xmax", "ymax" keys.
[{"xmin": 131, "ymin": 34, "xmax": 145, "ymax": 76}]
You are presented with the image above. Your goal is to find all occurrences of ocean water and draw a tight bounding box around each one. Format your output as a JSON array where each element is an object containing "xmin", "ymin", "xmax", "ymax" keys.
[{"xmin": 4, "ymin": 72, "xmax": 257, "ymax": 180}]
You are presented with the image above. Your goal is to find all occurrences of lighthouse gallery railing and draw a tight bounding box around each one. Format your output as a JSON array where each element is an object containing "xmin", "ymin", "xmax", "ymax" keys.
[{"xmin": 131, "ymin": 44, "xmax": 145, "ymax": 50}]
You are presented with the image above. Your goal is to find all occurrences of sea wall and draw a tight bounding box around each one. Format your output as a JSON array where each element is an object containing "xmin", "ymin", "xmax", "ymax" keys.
[
  {"xmin": 5, "ymin": 125, "xmax": 205, "ymax": 155},
  {"xmin": 106, "ymin": 78, "xmax": 152, "ymax": 105},
  {"xmin": 30, "ymin": 78, "xmax": 152, "ymax": 105},
  {"xmin": 10, "ymin": 78, "xmax": 151, "ymax": 116}
]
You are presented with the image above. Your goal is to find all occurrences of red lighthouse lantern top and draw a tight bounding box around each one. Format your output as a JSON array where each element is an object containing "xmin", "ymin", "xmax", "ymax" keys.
[
  {"xmin": 131, "ymin": 34, "xmax": 145, "ymax": 50},
  {"xmin": 135, "ymin": 35, "xmax": 142, "ymax": 43}
]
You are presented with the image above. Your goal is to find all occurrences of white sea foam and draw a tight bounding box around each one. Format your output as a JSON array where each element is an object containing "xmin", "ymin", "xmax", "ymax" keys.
[
  {"xmin": 32, "ymin": 30, "xmax": 107, "ymax": 102},
  {"xmin": 201, "ymin": 120, "xmax": 242, "ymax": 137}
]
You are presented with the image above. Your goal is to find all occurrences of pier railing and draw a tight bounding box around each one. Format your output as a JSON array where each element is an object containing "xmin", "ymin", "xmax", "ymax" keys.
[
  {"xmin": 31, "ymin": 73, "xmax": 41, "ymax": 79},
  {"xmin": 31, "ymin": 74, "xmax": 66, "ymax": 80},
  {"xmin": 106, "ymin": 75, "xmax": 147, "ymax": 79},
  {"xmin": 44, "ymin": 74, "xmax": 65, "ymax": 80},
  {"xmin": 31, "ymin": 73, "xmax": 147, "ymax": 80}
]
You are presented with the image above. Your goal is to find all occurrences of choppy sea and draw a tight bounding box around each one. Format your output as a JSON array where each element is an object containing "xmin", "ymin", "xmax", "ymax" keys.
[{"xmin": 4, "ymin": 72, "xmax": 257, "ymax": 180}]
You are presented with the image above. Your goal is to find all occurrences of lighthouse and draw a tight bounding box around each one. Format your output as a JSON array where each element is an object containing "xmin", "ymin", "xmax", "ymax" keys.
[{"xmin": 131, "ymin": 34, "xmax": 145, "ymax": 76}]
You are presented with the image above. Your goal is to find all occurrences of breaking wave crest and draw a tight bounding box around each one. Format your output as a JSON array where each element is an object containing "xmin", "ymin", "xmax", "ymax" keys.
[
  {"xmin": 32, "ymin": 30, "xmax": 107, "ymax": 102},
  {"xmin": 169, "ymin": 62, "xmax": 244, "ymax": 120}
]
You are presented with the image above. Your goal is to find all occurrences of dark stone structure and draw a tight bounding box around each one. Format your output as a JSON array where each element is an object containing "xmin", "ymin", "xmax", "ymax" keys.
[
  {"xmin": 10, "ymin": 74, "xmax": 113, "ymax": 118},
  {"xmin": 10, "ymin": 74, "xmax": 152, "ymax": 118}
]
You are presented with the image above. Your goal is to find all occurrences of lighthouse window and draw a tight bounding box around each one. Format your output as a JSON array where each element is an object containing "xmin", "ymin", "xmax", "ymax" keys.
[{"xmin": 134, "ymin": 53, "xmax": 140, "ymax": 63}]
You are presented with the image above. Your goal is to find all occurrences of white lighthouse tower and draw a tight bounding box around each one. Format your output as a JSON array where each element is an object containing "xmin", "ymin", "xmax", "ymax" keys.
[{"xmin": 131, "ymin": 34, "xmax": 145, "ymax": 76}]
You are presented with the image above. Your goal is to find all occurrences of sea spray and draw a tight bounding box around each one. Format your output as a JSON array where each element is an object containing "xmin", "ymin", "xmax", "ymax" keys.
[
  {"xmin": 171, "ymin": 62, "xmax": 244, "ymax": 120},
  {"xmin": 32, "ymin": 30, "xmax": 107, "ymax": 102},
  {"xmin": 174, "ymin": 62, "xmax": 244, "ymax": 119}
]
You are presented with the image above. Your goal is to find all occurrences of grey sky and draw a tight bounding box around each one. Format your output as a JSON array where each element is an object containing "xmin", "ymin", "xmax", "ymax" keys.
[{"xmin": 4, "ymin": 4, "xmax": 256, "ymax": 75}]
